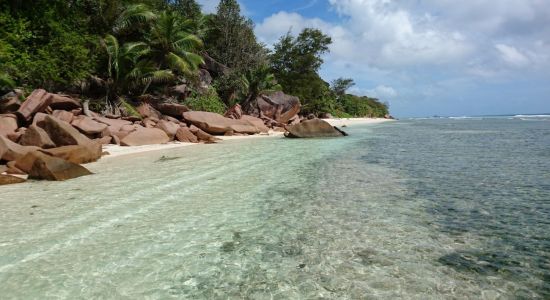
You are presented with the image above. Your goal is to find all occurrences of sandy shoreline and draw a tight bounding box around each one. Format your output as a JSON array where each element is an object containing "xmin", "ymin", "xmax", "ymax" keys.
[{"xmin": 98, "ymin": 118, "xmax": 392, "ymax": 160}]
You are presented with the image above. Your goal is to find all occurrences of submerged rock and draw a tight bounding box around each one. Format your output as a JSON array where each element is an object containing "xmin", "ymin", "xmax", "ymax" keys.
[{"xmin": 284, "ymin": 119, "xmax": 347, "ymax": 138}]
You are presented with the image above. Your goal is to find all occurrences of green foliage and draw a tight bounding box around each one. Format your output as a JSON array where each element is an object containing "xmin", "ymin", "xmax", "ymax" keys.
[
  {"xmin": 169, "ymin": 0, "xmax": 202, "ymax": 22},
  {"xmin": 242, "ymin": 65, "xmax": 282, "ymax": 101},
  {"xmin": 339, "ymin": 94, "xmax": 389, "ymax": 118},
  {"xmin": 204, "ymin": 0, "xmax": 267, "ymax": 72},
  {"xmin": 146, "ymin": 11, "xmax": 204, "ymax": 75},
  {"xmin": 270, "ymin": 28, "xmax": 335, "ymax": 115},
  {"xmin": 184, "ymin": 88, "xmax": 226, "ymax": 114},
  {"xmin": 118, "ymin": 96, "xmax": 143, "ymax": 119},
  {"xmin": 0, "ymin": 1, "xmax": 97, "ymax": 90},
  {"xmin": 331, "ymin": 78, "xmax": 355, "ymax": 98}
]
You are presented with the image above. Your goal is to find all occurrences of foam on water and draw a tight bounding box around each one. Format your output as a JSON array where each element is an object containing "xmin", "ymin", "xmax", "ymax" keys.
[{"xmin": 0, "ymin": 118, "xmax": 549, "ymax": 299}]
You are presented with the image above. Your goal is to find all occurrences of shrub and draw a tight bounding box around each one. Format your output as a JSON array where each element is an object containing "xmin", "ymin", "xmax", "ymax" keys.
[{"xmin": 184, "ymin": 88, "xmax": 226, "ymax": 114}]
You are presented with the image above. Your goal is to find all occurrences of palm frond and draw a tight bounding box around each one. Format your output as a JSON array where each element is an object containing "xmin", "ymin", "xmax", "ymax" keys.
[
  {"xmin": 118, "ymin": 96, "xmax": 142, "ymax": 119},
  {"xmin": 114, "ymin": 4, "xmax": 156, "ymax": 33}
]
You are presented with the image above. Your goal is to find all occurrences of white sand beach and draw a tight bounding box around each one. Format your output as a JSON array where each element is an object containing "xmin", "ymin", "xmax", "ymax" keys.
[{"xmin": 98, "ymin": 118, "xmax": 392, "ymax": 160}]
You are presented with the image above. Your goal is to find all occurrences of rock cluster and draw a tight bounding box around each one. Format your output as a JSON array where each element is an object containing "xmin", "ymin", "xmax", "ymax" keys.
[{"xmin": 1, "ymin": 89, "xmax": 305, "ymax": 185}]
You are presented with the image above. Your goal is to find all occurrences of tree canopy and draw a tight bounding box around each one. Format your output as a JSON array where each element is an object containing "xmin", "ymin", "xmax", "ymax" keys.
[{"xmin": 0, "ymin": 0, "xmax": 389, "ymax": 117}]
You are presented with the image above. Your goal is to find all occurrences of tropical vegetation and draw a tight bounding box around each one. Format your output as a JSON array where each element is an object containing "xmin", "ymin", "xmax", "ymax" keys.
[{"xmin": 0, "ymin": 0, "xmax": 389, "ymax": 117}]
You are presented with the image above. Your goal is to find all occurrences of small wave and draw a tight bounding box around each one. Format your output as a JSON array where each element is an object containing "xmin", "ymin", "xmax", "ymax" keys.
[{"xmin": 513, "ymin": 114, "xmax": 550, "ymax": 118}]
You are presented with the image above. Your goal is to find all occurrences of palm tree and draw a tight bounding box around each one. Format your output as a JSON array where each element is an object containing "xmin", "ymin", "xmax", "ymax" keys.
[
  {"xmin": 113, "ymin": 3, "xmax": 157, "ymax": 34},
  {"xmin": 101, "ymin": 34, "xmax": 174, "ymax": 112},
  {"xmin": 146, "ymin": 11, "xmax": 204, "ymax": 78},
  {"xmin": 242, "ymin": 65, "xmax": 283, "ymax": 102}
]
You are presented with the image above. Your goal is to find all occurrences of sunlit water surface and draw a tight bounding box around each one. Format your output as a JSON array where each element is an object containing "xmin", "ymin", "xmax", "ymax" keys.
[{"xmin": 1, "ymin": 117, "xmax": 549, "ymax": 299}]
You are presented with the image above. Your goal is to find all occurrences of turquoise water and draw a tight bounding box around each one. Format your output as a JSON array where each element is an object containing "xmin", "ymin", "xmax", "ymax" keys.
[{"xmin": 0, "ymin": 117, "xmax": 549, "ymax": 298}]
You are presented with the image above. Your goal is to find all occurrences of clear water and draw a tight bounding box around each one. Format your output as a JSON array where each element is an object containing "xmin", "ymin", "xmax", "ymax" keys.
[{"xmin": 0, "ymin": 117, "xmax": 549, "ymax": 299}]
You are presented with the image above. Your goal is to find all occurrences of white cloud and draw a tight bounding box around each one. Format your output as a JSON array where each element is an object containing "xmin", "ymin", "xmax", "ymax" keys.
[
  {"xmin": 255, "ymin": 12, "xmax": 337, "ymax": 47},
  {"xmin": 351, "ymin": 85, "xmax": 398, "ymax": 99},
  {"xmin": 495, "ymin": 44, "xmax": 530, "ymax": 67}
]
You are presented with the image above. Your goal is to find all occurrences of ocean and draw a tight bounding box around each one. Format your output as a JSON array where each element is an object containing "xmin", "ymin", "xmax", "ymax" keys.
[{"xmin": 0, "ymin": 116, "xmax": 549, "ymax": 298}]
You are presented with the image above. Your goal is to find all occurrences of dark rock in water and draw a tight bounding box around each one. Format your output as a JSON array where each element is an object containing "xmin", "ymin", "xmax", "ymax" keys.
[
  {"xmin": 16, "ymin": 151, "xmax": 92, "ymax": 181},
  {"xmin": 0, "ymin": 174, "xmax": 26, "ymax": 185},
  {"xmin": 156, "ymin": 155, "xmax": 181, "ymax": 162},
  {"xmin": 284, "ymin": 119, "xmax": 347, "ymax": 138}
]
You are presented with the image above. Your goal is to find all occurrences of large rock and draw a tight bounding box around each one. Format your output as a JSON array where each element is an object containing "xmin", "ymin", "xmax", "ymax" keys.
[
  {"xmin": 155, "ymin": 120, "xmax": 180, "ymax": 140},
  {"xmin": 0, "ymin": 136, "xmax": 40, "ymax": 162},
  {"xmin": 224, "ymin": 104, "xmax": 243, "ymax": 119},
  {"xmin": 284, "ymin": 119, "xmax": 347, "ymax": 138},
  {"xmin": 93, "ymin": 116, "xmax": 132, "ymax": 131},
  {"xmin": 19, "ymin": 124, "xmax": 56, "ymax": 148},
  {"xmin": 182, "ymin": 111, "xmax": 261, "ymax": 135},
  {"xmin": 52, "ymin": 110, "xmax": 75, "ymax": 123},
  {"xmin": 0, "ymin": 114, "xmax": 18, "ymax": 137},
  {"xmin": 136, "ymin": 103, "xmax": 162, "ymax": 120},
  {"xmin": 71, "ymin": 115, "xmax": 108, "ymax": 135},
  {"xmin": 16, "ymin": 151, "xmax": 92, "ymax": 181},
  {"xmin": 0, "ymin": 91, "xmax": 22, "ymax": 113},
  {"xmin": 49, "ymin": 94, "xmax": 81, "ymax": 110},
  {"xmin": 175, "ymin": 127, "xmax": 198, "ymax": 143},
  {"xmin": 244, "ymin": 92, "xmax": 301, "ymax": 124},
  {"xmin": 0, "ymin": 174, "xmax": 26, "ymax": 185},
  {"xmin": 41, "ymin": 115, "xmax": 92, "ymax": 146},
  {"xmin": 16, "ymin": 89, "xmax": 53, "ymax": 122},
  {"xmin": 156, "ymin": 103, "xmax": 189, "ymax": 118},
  {"xmin": 120, "ymin": 128, "xmax": 170, "ymax": 146},
  {"xmin": 241, "ymin": 115, "xmax": 269, "ymax": 133},
  {"xmin": 189, "ymin": 125, "xmax": 219, "ymax": 144},
  {"xmin": 39, "ymin": 142, "xmax": 102, "ymax": 164}
]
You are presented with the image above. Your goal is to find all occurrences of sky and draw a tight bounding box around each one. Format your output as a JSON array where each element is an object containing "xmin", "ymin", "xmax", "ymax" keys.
[{"xmin": 197, "ymin": 0, "xmax": 550, "ymax": 117}]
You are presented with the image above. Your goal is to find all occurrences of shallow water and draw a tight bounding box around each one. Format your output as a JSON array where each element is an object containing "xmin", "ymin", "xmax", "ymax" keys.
[{"xmin": 1, "ymin": 117, "xmax": 549, "ymax": 299}]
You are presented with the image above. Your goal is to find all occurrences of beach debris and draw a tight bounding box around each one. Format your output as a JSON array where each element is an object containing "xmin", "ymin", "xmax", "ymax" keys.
[{"xmin": 284, "ymin": 119, "xmax": 348, "ymax": 138}]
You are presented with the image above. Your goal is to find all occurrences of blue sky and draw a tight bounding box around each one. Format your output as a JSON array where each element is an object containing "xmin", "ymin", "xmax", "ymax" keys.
[{"xmin": 198, "ymin": 0, "xmax": 550, "ymax": 117}]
